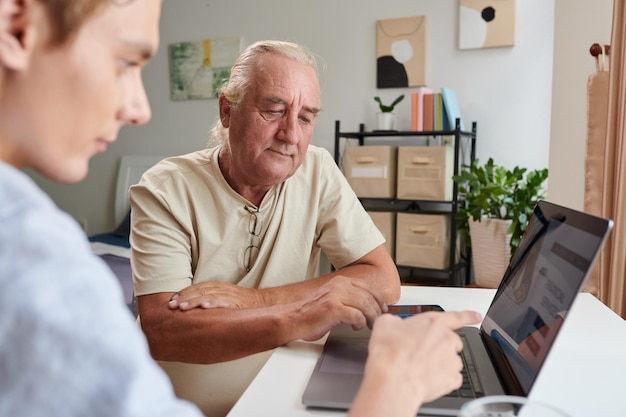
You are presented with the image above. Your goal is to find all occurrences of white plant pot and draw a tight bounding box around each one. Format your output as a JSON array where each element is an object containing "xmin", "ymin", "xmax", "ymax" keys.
[
  {"xmin": 377, "ymin": 112, "xmax": 396, "ymax": 130},
  {"xmin": 469, "ymin": 217, "xmax": 512, "ymax": 288}
]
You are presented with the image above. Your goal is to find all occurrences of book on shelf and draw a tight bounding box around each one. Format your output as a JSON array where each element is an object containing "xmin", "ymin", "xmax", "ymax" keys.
[
  {"xmin": 433, "ymin": 92, "xmax": 443, "ymax": 131},
  {"xmin": 423, "ymin": 92, "xmax": 434, "ymax": 131},
  {"xmin": 410, "ymin": 86, "xmax": 433, "ymax": 131},
  {"xmin": 441, "ymin": 87, "xmax": 465, "ymax": 131}
]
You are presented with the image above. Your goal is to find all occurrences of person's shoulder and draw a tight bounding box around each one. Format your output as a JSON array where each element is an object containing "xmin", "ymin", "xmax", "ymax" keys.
[
  {"xmin": 306, "ymin": 144, "xmax": 332, "ymax": 158},
  {"xmin": 0, "ymin": 162, "xmax": 56, "ymax": 217},
  {"xmin": 139, "ymin": 148, "xmax": 216, "ymax": 189},
  {"xmin": 291, "ymin": 145, "xmax": 340, "ymax": 186},
  {"xmin": 150, "ymin": 148, "xmax": 214, "ymax": 174},
  {"xmin": 0, "ymin": 161, "xmax": 43, "ymax": 196},
  {"xmin": 0, "ymin": 166, "xmax": 101, "ymax": 283},
  {"xmin": 303, "ymin": 145, "xmax": 334, "ymax": 167}
]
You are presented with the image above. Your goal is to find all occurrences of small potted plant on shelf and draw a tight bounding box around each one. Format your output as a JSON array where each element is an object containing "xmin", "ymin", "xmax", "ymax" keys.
[
  {"xmin": 374, "ymin": 94, "xmax": 404, "ymax": 130},
  {"xmin": 452, "ymin": 157, "xmax": 548, "ymax": 288}
]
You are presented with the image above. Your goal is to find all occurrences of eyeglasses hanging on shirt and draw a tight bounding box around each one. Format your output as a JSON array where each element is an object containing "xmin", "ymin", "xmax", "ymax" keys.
[{"xmin": 243, "ymin": 205, "xmax": 262, "ymax": 272}]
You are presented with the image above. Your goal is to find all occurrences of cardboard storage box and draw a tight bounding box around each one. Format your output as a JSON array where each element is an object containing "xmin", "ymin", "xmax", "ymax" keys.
[
  {"xmin": 367, "ymin": 211, "xmax": 395, "ymax": 258},
  {"xmin": 395, "ymin": 213, "xmax": 453, "ymax": 269},
  {"xmin": 396, "ymin": 146, "xmax": 454, "ymax": 200},
  {"xmin": 343, "ymin": 146, "xmax": 396, "ymax": 198}
]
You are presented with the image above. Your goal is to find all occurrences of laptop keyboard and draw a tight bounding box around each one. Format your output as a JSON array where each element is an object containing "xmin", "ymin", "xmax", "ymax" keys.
[{"xmin": 445, "ymin": 334, "xmax": 485, "ymax": 399}]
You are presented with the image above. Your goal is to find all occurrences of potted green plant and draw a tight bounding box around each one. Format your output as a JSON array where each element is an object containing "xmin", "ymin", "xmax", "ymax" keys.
[
  {"xmin": 453, "ymin": 157, "xmax": 548, "ymax": 287},
  {"xmin": 374, "ymin": 94, "xmax": 404, "ymax": 130}
]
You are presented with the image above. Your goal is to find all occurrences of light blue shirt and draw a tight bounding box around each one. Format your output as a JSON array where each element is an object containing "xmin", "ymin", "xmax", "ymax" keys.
[{"xmin": 0, "ymin": 162, "xmax": 202, "ymax": 417}]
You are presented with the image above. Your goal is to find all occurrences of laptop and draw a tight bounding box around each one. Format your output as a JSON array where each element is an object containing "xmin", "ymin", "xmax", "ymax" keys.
[{"xmin": 302, "ymin": 200, "xmax": 613, "ymax": 415}]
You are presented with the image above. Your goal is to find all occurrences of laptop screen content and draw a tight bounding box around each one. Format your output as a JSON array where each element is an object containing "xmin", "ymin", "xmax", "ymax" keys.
[{"xmin": 481, "ymin": 202, "xmax": 605, "ymax": 395}]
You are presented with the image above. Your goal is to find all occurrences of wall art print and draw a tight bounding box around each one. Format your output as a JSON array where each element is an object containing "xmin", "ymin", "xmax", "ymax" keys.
[
  {"xmin": 459, "ymin": 0, "xmax": 516, "ymax": 50},
  {"xmin": 168, "ymin": 37, "xmax": 241, "ymax": 100},
  {"xmin": 376, "ymin": 16, "xmax": 427, "ymax": 89}
]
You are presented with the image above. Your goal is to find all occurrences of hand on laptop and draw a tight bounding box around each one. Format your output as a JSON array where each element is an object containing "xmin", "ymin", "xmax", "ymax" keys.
[{"xmin": 349, "ymin": 310, "xmax": 482, "ymax": 417}]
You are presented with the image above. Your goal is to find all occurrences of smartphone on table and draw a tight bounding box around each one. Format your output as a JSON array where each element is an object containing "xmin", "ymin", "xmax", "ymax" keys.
[{"xmin": 387, "ymin": 304, "xmax": 445, "ymax": 318}]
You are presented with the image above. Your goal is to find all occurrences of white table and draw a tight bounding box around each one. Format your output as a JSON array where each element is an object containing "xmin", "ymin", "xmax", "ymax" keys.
[{"xmin": 227, "ymin": 286, "xmax": 626, "ymax": 417}]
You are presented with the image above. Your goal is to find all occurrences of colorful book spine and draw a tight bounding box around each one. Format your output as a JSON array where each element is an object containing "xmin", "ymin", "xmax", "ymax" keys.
[
  {"xmin": 433, "ymin": 92, "xmax": 443, "ymax": 131},
  {"xmin": 423, "ymin": 93, "xmax": 434, "ymax": 131},
  {"xmin": 440, "ymin": 87, "xmax": 465, "ymax": 131},
  {"xmin": 411, "ymin": 87, "xmax": 434, "ymax": 131},
  {"xmin": 411, "ymin": 93, "xmax": 418, "ymax": 131}
]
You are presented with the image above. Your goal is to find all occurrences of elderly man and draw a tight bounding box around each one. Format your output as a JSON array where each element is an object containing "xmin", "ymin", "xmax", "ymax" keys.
[
  {"xmin": 130, "ymin": 39, "xmax": 410, "ymax": 415},
  {"xmin": 130, "ymin": 40, "xmax": 401, "ymax": 415}
]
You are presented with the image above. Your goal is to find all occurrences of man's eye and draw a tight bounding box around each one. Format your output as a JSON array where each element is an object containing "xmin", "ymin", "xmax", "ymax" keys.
[{"xmin": 261, "ymin": 110, "xmax": 283, "ymax": 121}]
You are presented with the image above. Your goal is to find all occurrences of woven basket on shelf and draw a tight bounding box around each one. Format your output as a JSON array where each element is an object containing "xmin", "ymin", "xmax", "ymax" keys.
[{"xmin": 469, "ymin": 218, "xmax": 512, "ymax": 288}]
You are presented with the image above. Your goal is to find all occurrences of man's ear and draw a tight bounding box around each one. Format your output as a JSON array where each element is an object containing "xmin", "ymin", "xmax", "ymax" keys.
[
  {"xmin": 219, "ymin": 94, "xmax": 232, "ymax": 128},
  {"xmin": 0, "ymin": 0, "xmax": 35, "ymax": 70}
]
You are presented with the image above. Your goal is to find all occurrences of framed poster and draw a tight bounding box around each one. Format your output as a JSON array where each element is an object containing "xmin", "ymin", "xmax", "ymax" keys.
[
  {"xmin": 459, "ymin": 0, "xmax": 516, "ymax": 50},
  {"xmin": 376, "ymin": 16, "xmax": 427, "ymax": 88},
  {"xmin": 168, "ymin": 37, "xmax": 241, "ymax": 100}
]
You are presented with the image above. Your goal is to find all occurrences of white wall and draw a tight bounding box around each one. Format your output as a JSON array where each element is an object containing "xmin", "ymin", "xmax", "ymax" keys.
[
  {"xmin": 549, "ymin": 0, "xmax": 613, "ymax": 210},
  {"xmin": 32, "ymin": 0, "xmax": 556, "ymax": 235}
]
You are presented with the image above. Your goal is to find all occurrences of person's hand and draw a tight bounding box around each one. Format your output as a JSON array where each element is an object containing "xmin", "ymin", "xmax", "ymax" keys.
[
  {"xmin": 168, "ymin": 281, "xmax": 264, "ymax": 310},
  {"xmin": 291, "ymin": 276, "xmax": 388, "ymax": 342},
  {"xmin": 349, "ymin": 310, "xmax": 482, "ymax": 417}
]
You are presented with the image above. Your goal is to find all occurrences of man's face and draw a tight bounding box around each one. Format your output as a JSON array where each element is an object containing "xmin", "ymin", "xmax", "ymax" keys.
[
  {"xmin": 221, "ymin": 53, "xmax": 321, "ymax": 189},
  {"xmin": 1, "ymin": 0, "xmax": 161, "ymax": 183}
]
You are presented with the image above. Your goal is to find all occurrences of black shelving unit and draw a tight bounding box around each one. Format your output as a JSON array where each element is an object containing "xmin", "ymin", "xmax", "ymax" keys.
[{"xmin": 334, "ymin": 119, "xmax": 477, "ymax": 287}]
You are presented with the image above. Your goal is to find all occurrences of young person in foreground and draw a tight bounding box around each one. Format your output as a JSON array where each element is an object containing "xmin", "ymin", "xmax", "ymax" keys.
[{"xmin": 0, "ymin": 0, "xmax": 481, "ymax": 416}]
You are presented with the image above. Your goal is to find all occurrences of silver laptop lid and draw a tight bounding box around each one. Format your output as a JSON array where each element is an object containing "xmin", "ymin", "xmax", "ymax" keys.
[{"xmin": 480, "ymin": 200, "xmax": 613, "ymax": 396}]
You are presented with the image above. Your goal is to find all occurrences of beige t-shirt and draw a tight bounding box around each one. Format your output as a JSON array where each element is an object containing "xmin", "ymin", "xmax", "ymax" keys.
[{"xmin": 129, "ymin": 145, "xmax": 385, "ymax": 416}]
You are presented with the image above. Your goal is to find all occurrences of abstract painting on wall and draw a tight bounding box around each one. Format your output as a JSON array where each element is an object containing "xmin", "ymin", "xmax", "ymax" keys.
[
  {"xmin": 459, "ymin": 0, "xmax": 516, "ymax": 50},
  {"xmin": 168, "ymin": 37, "xmax": 241, "ymax": 100},
  {"xmin": 376, "ymin": 16, "xmax": 427, "ymax": 88}
]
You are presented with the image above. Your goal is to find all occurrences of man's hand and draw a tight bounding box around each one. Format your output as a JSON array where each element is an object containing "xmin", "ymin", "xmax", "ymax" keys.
[
  {"xmin": 289, "ymin": 276, "xmax": 389, "ymax": 341},
  {"xmin": 349, "ymin": 310, "xmax": 482, "ymax": 417},
  {"xmin": 168, "ymin": 281, "xmax": 265, "ymax": 310}
]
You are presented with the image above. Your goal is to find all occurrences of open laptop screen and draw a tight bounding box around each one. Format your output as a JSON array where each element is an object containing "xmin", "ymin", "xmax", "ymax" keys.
[{"xmin": 480, "ymin": 200, "xmax": 610, "ymax": 395}]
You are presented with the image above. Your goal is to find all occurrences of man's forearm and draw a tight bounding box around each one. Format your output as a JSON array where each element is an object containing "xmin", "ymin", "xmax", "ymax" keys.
[
  {"xmin": 140, "ymin": 297, "xmax": 295, "ymax": 364},
  {"xmin": 260, "ymin": 246, "xmax": 401, "ymax": 306},
  {"xmin": 139, "ymin": 270, "xmax": 395, "ymax": 364}
]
